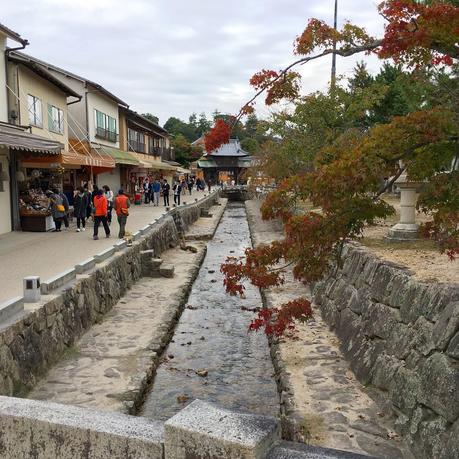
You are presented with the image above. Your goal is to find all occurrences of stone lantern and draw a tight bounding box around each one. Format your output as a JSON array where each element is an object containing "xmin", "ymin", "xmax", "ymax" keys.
[{"xmin": 387, "ymin": 172, "xmax": 422, "ymax": 241}]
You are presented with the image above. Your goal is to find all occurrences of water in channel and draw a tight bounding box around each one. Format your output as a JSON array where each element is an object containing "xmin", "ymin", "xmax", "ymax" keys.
[{"xmin": 140, "ymin": 202, "xmax": 279, "ymax": 420}]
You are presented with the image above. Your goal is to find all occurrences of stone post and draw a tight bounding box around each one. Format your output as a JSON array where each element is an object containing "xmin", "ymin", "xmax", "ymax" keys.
[
  {"xmin": 387, "ymin": 174, "xmax": 422, "ymax": 241},
  {"xmin": 23, "ymin": 276, "xmax": 41, "ymax": 303}
]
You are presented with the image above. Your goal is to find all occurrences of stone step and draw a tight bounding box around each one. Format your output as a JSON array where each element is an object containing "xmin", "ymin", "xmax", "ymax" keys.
[
  {"xmin": 151, "ymin": 258, "xmax": 163, "ymax": 269},
  {"xmin": 159, "ymin": 264, "xmax": 175, "ymax": 278}
]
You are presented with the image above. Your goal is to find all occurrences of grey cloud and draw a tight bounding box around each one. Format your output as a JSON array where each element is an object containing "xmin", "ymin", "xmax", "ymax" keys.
[{"xmin": 3, "ymin": 0, "xmax": 384, "ymax": 125}]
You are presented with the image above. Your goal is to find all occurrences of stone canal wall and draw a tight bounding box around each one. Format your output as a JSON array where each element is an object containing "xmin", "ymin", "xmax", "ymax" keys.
[
  {"xmin": 0, "ymin": 193, "xmax": 219, "ymax": 397},
  {"xmin": 313, "ymin": 243, "xmax": 459, "ymax": 459}
]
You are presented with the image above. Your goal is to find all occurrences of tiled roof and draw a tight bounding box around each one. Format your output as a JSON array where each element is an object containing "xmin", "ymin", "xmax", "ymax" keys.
[{"xmin": 207, "ymin": 139, "xmax": 249, "ymax": 157}]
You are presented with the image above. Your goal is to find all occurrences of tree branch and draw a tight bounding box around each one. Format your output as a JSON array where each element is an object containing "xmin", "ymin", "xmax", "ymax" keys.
[
  {"xmin": 232, "ymin": 39, "xmax": 383, "ymax": 128},
  {"xmin": 374, "ymin": 167, "xmax": 406, "ymax": 200}
]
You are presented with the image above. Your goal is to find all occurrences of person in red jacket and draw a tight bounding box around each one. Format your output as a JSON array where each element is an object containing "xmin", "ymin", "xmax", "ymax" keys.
[
  {"xmin": 114, "ymin": 189, "xmax": 131, "ymax": 239},
  {"xmin": 93, "ymin": 189, "xmax": 110, "ymax": 240}
]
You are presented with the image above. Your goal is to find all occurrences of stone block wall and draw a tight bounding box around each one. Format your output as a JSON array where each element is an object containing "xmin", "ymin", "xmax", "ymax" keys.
[
  {"xmin": 0, "ymin": 194, "xmax": 218, "ymax": 397},
  {"xmin": 313, "ymin": 243, "xmax": 459, "ymax": 459}
]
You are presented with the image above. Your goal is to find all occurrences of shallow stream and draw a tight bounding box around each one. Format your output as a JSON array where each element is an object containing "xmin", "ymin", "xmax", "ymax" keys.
[{"xmin": 140, "ymin": 202, "xmax": 279, "ymax": 420}]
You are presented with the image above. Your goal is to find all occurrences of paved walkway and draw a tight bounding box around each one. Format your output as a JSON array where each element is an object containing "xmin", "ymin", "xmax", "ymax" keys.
[{"xmin": 0, "ymin": 190, "xmax": 209, "ymax": 304}]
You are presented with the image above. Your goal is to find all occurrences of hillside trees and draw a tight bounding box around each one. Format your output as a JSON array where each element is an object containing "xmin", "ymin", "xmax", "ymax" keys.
[{"xmin": 217, "ymin": 0, "xmax": 459, "ymax": 336}]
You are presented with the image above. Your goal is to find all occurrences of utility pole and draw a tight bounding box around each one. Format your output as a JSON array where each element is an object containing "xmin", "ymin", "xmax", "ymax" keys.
[{"xmin": 331, "ymin": 0, "xmax": 338, "ymax": 90}]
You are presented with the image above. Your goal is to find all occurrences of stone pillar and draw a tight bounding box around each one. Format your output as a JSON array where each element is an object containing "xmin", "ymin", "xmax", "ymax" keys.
[{"xmin": 387, "ymin": 175, "xmax": 421, "ymax": 241}]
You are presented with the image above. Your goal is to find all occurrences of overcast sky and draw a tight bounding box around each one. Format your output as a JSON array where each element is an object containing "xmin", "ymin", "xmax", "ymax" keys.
[{"xmin": 3, "ymin": 0, "xmax": 385, "ymax": 126}]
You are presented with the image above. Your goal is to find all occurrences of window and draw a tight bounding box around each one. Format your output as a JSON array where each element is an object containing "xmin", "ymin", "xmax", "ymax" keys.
[
  {"xmin": 27, "ymin": 95, "xmax": 42, "ymax": 127},
  {"xmin": 48, "ymin": 104, "xmax": 64, "ymax": 134},
  {"xmin": 128, "ymin": 128, "xmax": 145, "ymax": 153},
  {"xmin": 94, "ymin": 109, "xmax": 118, "ymax": 142}
]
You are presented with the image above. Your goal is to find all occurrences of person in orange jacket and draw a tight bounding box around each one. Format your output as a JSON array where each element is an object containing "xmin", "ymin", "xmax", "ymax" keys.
[
  {"xmin": 114, "ymin": 189, "xmax": 131, "ymax": 239},
  {"xmin": 93, "ymin": 188, "xmax": 110, "ymax": 240}
]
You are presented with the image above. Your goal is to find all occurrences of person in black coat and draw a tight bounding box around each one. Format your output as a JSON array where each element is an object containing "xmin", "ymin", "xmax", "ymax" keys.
[
  {"xmin": 74, "ymin": 187, "xmax": 89, "ymax": 232},
  {"xmin": 162, "ymin": 179, "xmax": 170, "ymax": 206}
]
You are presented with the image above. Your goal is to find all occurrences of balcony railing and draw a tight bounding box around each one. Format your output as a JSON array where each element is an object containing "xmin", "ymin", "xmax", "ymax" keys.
[
  {"xmin": 161, "ymin": 147, "xmax": 175, "ymax": 162},
  {"xmin": 149, "ymin": 146, "xmax": 163, "ymax": 157},
  {"xmin": 95, "ymin": 127, "xmax": 118, "ymax": 143},
  {"xmin": 128, "ymin": 140, "xmax": 146, "ymax": 153}
]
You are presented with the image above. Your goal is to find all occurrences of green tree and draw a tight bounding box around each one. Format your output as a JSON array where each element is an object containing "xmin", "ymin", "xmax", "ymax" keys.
[
  {"xmin": 240, "ymin": 138, "xmax": 259, "ymax": 154},
  {"xmin": 171, "ymin": 134, "xmax": 193, "ymax": 166},
  {"xmin": 142, "ymin": 113, "xmax": 159, "ymax": 124},
  {"xmin": 163, "ymin": 117, "xmax": 196, "ymax": 142},
  {"xmin": 196, "ymin": 112, "xmax": 212, "ymax": 137}
]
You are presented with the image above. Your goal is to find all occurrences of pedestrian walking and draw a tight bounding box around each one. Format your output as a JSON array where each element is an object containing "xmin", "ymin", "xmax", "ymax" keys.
[
  {"xmin": 74, "ymin": 187, "xmax": 89, "ymax": 232},
  {"xmin": 54, "ymin": 188, "xmax": 70, "ymax": 229},
  {"xmin": 188, "ymin": 178, "xmax": 193, "ymax": 195},
  {"xmin": 143, "ymin": 178, "xmax": 150, "ymax": 204},
  {"xmin": 152, "ymin": 179, "xmax": 161, "ymax": 206},
  {"xmin": 93, "ymin": 189, "xmax": 110, "ymax": 240},
  {"xmin": 207, "ymin": 179, "xmax": 212, "ymax": 193},
  {"xmin": 173, "ymin": 180, "xmax": 182, "ymax": 206},
  {"xmin": 148, "ymin": 180, "xmax": 154, "ymax": 205},
  {"xmin": 162, "ymin": 179, "xmax": 170, "ymax": 206},
  {"xmin": 103, "ymin": 185, "xmax": 114, "ymax": 223},
  {"xmin": 47, "ymin": 190, "xmax": 65, "ymax": 232},
  {"xmin": 88, "ymin": 185, "xmax": 99, "ymax": 218},
  {"xmin": 114, "ymin": 189, "xmax": 130, "ymax": 239}
]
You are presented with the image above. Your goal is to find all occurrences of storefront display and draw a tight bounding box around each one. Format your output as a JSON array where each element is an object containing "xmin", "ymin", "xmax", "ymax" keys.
[{"xmin": 18, "ymin": 188, "xmax": 55, "ymax": 232}]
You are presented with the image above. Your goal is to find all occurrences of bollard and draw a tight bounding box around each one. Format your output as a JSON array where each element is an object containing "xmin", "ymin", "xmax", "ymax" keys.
[
  {"xmin": 166, "ymin": 207, "xmax": 170, "ymax": 211},
  {"xmin": 23, "ymin": 276, "xmax": 41, "ymax": 303},
  {"xmin": 195, "ymin": 198, "xmax": 198, "ymax": 202}
]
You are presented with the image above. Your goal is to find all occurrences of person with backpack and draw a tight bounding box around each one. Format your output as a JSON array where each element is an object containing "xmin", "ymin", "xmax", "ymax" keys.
[
  {"xmin": 162, "ymin": 179, "xmax": 170, "ymax": 206},
  {"xmin": 114, "ymin": 189, "xmax": 130, "ymax": 239},
  {"xmin": 53, "ymin": 188, "xmax": 70, "ymax": 230},
  {"xmin": 93, "ymin": 189, "xmax": 110, "ymax": 240},
  {"xmin": 47, "ymin": 190, "xmax": 66, "ymax": 232}
]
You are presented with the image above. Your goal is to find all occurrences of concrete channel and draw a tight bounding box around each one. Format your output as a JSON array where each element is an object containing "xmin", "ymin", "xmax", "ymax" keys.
[{"xmin": 0, "ymin": 191, "xmax": 405, "ymax": 458}]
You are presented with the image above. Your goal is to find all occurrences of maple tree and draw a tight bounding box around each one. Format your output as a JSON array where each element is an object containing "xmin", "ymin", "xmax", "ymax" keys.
[{"xmin": 215, "ymin": 0, "xmax": 459, "ymax": 336}]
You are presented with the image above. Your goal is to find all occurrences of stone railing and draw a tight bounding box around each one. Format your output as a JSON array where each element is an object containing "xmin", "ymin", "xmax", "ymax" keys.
[
  {"xmin": 313, "ymin": 243, "xmax": 459, "ymax": 459},
  {"xmin": 0, "ymin": 397, "xmax": 373, "ymax": 459}
]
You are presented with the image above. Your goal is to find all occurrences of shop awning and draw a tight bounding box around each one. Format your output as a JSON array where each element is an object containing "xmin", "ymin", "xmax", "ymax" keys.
[
  {"xmin": 0, "ymin": 123, "xmax": 63, "ymax": 154},
  {"xmin": 177, "ymin": 167, "xmax": 191, "ymax": 174},
  {"xmin": 20, "ymin": 149, "xmax": 117, "ymax": 169},
  {"xmin": 130, "ymin": 152, "xmax": 178, "ymax": 171},
  {"xmin": 69, "ymin": 140, "xmax": 115, "ymax": 169},
  {"xmin": 96, "ymin": 146, "xmax": 140, "ymax": 166}
]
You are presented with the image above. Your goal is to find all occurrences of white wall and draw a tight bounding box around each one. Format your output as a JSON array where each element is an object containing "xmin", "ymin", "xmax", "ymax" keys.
[
  {"xmin": 87, "ymin": 91, "xmax": 119, "ymax": 148},
  {"xmin": 0, "ymin": 34, "xmax": 11, "ymax": 234},
  {"xmin": 0, "ymin": 147, "xmax": 12, "ymax": 234},
  {"xmin": 17, "ymin": 66, "xmax": 69, "ymax": 149},
  {"xmin": 45, "ymin": 70, "xmax": 87, "ymax": 143},
  {"xmin": 0, "ymin": 33, "xmax": 8, "ymax": 122},
  {"xmin": 97, "ymin": 167, "xmax": 120, "ymax": 192}
]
